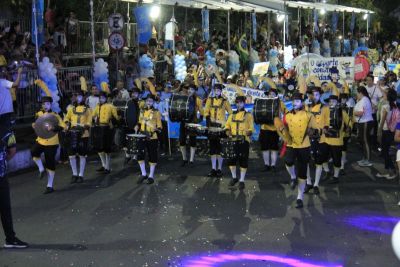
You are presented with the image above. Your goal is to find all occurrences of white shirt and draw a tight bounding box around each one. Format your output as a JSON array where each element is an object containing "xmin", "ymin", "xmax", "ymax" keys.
[
  {"xmin": 86, "ymin": 95, "xmax": 99, "ymax": 110},
  {"xmin": 381, "ymin": 104, "xmax": 390, "ymax": 131},
  {"xmin": 354, "ymin": 96, "xmax": 373, "ymax": 123},
  {"xmin": 165, "ymin": 22, "xmax": 177, "ymax": 41},
  {"xmin": 0, "ymin": 79, "xmax": 14, "ymax": 115},
  {"xmin": 115, "ymin": 88, "xmax": 130, "ymax": 101},
  {"xmin": 366, "ymin": 84, "xmax": 382, "ymax": 113}
]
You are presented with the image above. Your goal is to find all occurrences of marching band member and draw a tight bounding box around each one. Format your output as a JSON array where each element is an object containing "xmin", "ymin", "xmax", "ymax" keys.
[
  {"xmin": 339, "ymin": 93, "xmax": 354, "ymax": 174},
  {"xmin": 259, "ymin": 88, "xmax": 280, "ymax": 172},
  {"xmin": 284, "ymin": 92, "xmax": 316, "ymax": 208},
  {"xmin": 225, "ymin": 95, "xmax": 255, "ymax": 190},
  {"xmin": 64, "ymin": 90, "xmax": 92, "ymax": 184},
  {"xmin": 179, "ymin": 83, "xmax": 203, "ymax": 166},
  {"xmin": 92, "ymin": 91, "xmax": 119, "ymax": 174},
  {"xmin": 204, "ymin": 83, "xmax": 232, "ymax": 177},
  {"xmin": 135, "ymin": 95, "xmax": 162, "ymax": 184},
  {"xmin": 124, "ymin": 87, "xmax": 143, "ymax": 164},
  {"xmin": 31, "ymin": 94, "xmax": 66, "ymax": 194}
]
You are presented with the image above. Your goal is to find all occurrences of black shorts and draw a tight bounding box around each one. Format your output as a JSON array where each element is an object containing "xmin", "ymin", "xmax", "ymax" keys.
[
  {"xmin": 227, "ymin": 141, "xmax": 250, "ymax": 169},
  {"xmin": 285, "ymin": 147, "xmax": 310, "ymax": 179},
  {"xmin": 179, "ymin": 122, "xmax": 196, "ymax": 147},
  {"xmin": 91, "ymin": 126, "xmax": 113, "ymax": 153},
  {"xmin": 342, "ymin": 137, "xmax": 350, "ymax": 152},
  {"xmin": 67, "ymin": 137, "xmax": 89, "ymax": 156},
  {"xmin": 137, "ymin": 139, "xmax": 158, "ymax": 163},
  {"xmin": 31, "ymin": 142, "xmax": 58, "ymax": 171},
  {"xmin": 259, "ymin": 129, "xmax": 279, "ymax": 151},
  {"xmin": 318, "ymin": 143, "xmax": 342, "ymax": 168},
  {"xmin": 209, "ymin": 138, "xmax": 222, "ymax": 155}
]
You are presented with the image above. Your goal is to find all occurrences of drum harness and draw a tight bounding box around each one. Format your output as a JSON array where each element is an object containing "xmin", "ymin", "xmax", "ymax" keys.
[
  {"xmin": 71, "ymin": 106, "xmax": 88, "ymax": 132},
  {"xmin": 210, "ymin": 97, "xmax": 225, "ymax": 126},
  {"xmin": 231, "ymin": 111, "xmax": 248, "ymax": 142}
]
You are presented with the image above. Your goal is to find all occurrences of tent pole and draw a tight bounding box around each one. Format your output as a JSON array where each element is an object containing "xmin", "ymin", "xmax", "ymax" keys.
[
  {"xmin": 33, "ymin": 0, "xmax": 40, "ymax": 64},
  {"xmin": 90, "ymin": 0, "xmax": 96, "ymax": 66},
  {"xmin": 342, "ymin": 11, "xmax": 345, "ymax": 38}
]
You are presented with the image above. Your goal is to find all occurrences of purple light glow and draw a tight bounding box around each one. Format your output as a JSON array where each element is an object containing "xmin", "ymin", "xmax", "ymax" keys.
[
  {"xmin": 182, "ymin": 252, "xmax": 343, "ymax": 267},
  {"xmin": 343, "ymin": 215, "xmax": 400, "ymax": 235}
]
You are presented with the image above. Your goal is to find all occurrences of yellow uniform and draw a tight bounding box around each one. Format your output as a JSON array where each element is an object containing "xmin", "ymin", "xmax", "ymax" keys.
[
  {"xmin": 204, "ymin": 97, "xmax": 232, "ymax": 126},
  {"xmin": 139, "ymin": 108, "xmax": 162, "ymax": 139},
  {"xmin": 322, "ymin": 108, "xmax": 351, "ymax": 146},
  {"xmin": 64, "ymin": 105, "xmax": 92, "ymax": 138},
  {"xmin": 225, "ymin": 110, "xmax": 255, "ymax": 143},
  {"xmin": 285, "ymin": 110, "xmax": 315, "ymax": 148},
  {"xmin": 93, "ymin": 103, "xmax": 119, "ymax": 126},
  {"xmin": 34, "ymin": 111, "xmax": 66, "ymax": 146},
  {"xmin": 195, "ymin": 97, "xmax": 204, "ymax": 122}
]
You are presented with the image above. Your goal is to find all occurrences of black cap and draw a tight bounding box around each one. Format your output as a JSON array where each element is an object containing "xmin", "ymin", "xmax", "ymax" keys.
[
  {"xmin": 41, "ymin": 96, "xmax": 53, "ymax": 103},
  {"xmin": 329, "ymin": 95, "xmax": 339, "ymax": 101},
  {"xmin": 292, "ymin": 92, "xmax": 303, "ymax": 100},
  {"xmin": 339, "ymin": 93, "xmax": 349, "ymax": 99},
  {"xmin": 235, "ymin": 95, "xmax": 246, "ymax": 103},
  {"xmin": 214, "ymin": 83, "xmax": 224, "ymax": 90}
]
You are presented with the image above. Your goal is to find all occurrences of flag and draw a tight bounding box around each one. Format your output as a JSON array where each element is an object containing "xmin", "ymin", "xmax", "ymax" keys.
[
  {"xmin": 32, "ymin": 0, "xmax": 45, "ymax": 47},
  {"xmin": 332, "ymin": 12, "xmax": 338, "ymax": 33},
  {"xmin": 134, "ymin": 6, "xmax": 152, "ymax": 44},
  {"xmin": 313, "ymin": 9, "xmax": 319, "ymax": 33},
  {"xmin": 251, "ymin": 12, "xmax": 257, "ymax": 42},
  {"xmin": 202, "ymin": 8, "xmax": 210, "ymax": 42}
]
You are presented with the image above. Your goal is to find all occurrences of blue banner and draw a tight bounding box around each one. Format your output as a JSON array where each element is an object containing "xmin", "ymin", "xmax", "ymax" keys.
[
  {"xmin": 350, "ymin": 12, "xmax": 356, "ymax": 33},
  {"xmin": 134, "ymin": 6, "xmax": 152, "ymax": 44},
  {"xmin": 31, "ymin": 0, "xmax": 45, "ymax": 47},
  {"xmin": 251, "ymin": 13, "xmax": 257, "ymax": 41},
  {"xmin": 202, "ymin": 8, "xmax": 210, "ymax": 42},
  {"xmin": 331, "ymin": 12, "xmax": 338, "ymax": 33},
  {"xmin": 313, "ymin": 9, "xmax": 319, "ymax": 33}
]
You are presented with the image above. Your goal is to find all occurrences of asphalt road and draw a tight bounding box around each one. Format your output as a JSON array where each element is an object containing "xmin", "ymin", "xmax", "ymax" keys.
[{"xmin": 1, "ymin": 144, "xmax": 400, "ymax": 267}]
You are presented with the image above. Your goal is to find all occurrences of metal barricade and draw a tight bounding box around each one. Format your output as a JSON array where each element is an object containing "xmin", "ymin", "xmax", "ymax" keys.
[{"xmin": 154, "ymin": 60, "xmax": 167, "ymax": 82}]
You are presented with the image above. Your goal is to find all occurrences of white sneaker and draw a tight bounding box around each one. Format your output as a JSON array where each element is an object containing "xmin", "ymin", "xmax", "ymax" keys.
[
  {"xmin": 358, "ymin": 160, "xmax": 373, "ymax": 167},
  {"xmin": 376, "ymin": 172, "xmax": 389, "ymax": 178},
  {"xmin": 386, "ymin": 173, "xmax": 397, "ymax": 180},
  {"xmin": 398, "ymin": 201, "xmax": 400, "ymax": 206},
  {"xmin": 357, "ymin": 159, "xmax": 366, "ymax": 164}
]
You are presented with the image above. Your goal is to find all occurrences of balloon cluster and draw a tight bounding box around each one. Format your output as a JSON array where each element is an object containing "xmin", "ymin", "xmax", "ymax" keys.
[
  {"xmin": 228, "ymin": 50, "xmax": 240, "ymax": 75},
  {"xmin": 38, "ymin": 57, "xmax": 60, "ymax": 113},
  {"xmin": 343, "ymin": 39, "xmax": 351, "ymax": 55},
  {"xmin": 205, "ymin": 50, "xmax": 216, "ymax": 67},
  {"xmin": 174, "ymin": 55, "xmax": 187, "ymax": 82},
  {"xmin": 139, "ymin": 54, "xmax": 154, "ymax": 78},
  {"xmin": 93, "ymin": 58, "xmax": 109, "ymax": 90},
  {"xmin": 269, "ymin": 49, "xmax": 279, "ymax": 76}
]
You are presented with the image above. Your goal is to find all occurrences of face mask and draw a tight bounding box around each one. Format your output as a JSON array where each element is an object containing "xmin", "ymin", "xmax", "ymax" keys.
[
  {"xmin": 293, "ymin": 99, "xmax": 303, "ymax": 110},
  {"xmin": 236, "ymin": 102, "xmax": 245, "ymax": 110},
  {"xmin": 43, "ymin": 102, "xmax": 51, "ymax": 111},
  {"xmin": 313, "ymin": 92, "xmax": 320, "ymax": 103},
  {"xmin": 330, "ymin": 100, "xmax": 338, "ymax": 107},
  {"xmin": 77, "ymin": 95, "xmax": 83, "ymax": 104},
  {"xmin": 99, "ymin": 96, "xmax": 106, "ymax": 104},
  {"xmin": 215, "ymin": 90, "xmax": 222, "ymax": 97}
]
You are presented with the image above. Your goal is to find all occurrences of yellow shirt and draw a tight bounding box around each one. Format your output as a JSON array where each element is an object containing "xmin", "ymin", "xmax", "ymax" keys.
[
  {"xmin": 322, "ymin": 107, "xmax": 351, "ymax": 146},
  {"xmin": 305, "ymin": 103, "xmax": 325, "ymax": 130},
  {"xmin": 93, "ymin": 103, "xmax": 119, "ymax": 126},
  {"xmin": 34, "ymin": 111, "xmax": 66, "ymax": 146},
  {"xmin": 204, "ymin": 97, "xmax": 232, "ymax": 126},
  {"xmin": 64, "ymin": 105, "xmax": 92, "ymax": 138},
  {"xmin": 225, "ymin": 110, "xmax": 255, "ymax": 142},
  {"xmin": 139, "ymin": 108, "xmax": 162, "ymax": 139},
  {"xmin": 285, "ymin": 110, "xmax": 315, "ymax": 148}
]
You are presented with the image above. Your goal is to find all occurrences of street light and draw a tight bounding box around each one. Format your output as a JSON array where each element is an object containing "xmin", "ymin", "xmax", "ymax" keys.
[
  {"xmin": 320, "ymin": 9, "xmax": 326, "ymax": 15},
  {"xmin": 277, "ymin": 14, "xmax": 285, "ymax": 23},
  {"xmin": 363, "ymin": 13, "xmax": 369, "ymax": 20},
  {"xmin": 150, "ymin": 5, "xmax": 161, "ymax": 20}
]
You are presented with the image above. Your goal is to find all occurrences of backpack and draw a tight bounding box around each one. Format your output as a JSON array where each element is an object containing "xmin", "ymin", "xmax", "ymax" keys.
[{"xmin": 386, "ymin": 107, "xmax": 400, "ymax": 132}]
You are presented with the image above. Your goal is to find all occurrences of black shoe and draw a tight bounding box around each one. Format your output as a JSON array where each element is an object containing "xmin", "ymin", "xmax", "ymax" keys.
[
  {"xmin": 147, "ymin": 177, "xmax": 155, "ymax": 184},
  {"xmin": 181, "ymin": 160, "xmax": 188, "ymax": 167},
  {"xmin": 271, "ymin": 166, "xmax": 277, "ymax": 173},
  {"xmin": 238, "ymin": 182, "xmax": 245, "ymax": 190},
  {"xmin": 4, "ymin": 237, "xmax": 29, "ymax": 249},
  {"xmin": 304, "ymin": 184, "xmax": 313, "ymax": 193},
  {"xmin": 208, "ymin": 169, "xmax": 217, "ymax": 177},
  {"xmin": 70, "ymin": 175, "xmax": 78, "ymax": 184},
  {"xmin": 229, "ymin": 178, "xmax": 239, "ymax": 186},
  {"xmin": 329, "ymin": 177, "xmax": 339, "ymax": 184},
  {"xmin": 38, "ymin": 171, "xmax": 46, "ymax": 180},
  {"xmin": 216, "ymin": 169, "xmax": 223, "ymax": 178},
  {"xmin": 321, "ymin": 171, "xmax": 331, "ymax": 181},
  {"xmin": 264, "ymin": 165, "xmax": 271, "ymax": 172},
  {"xmin": 137, "ymin": 175, "xmax": 148, "ymax": 184},
  {"xmin": 76, "ymin": 176, "xmax": 84, "ymax": 183},
  {"xmin": 124, "ymin": 157, "xmax": 131, "ymax": 166},
  {"xmin": 295, "ymin": 199, "xmax": 304, "ymax": 209},
  {"xmin": 313, "ymin": 186, "xmax": 320, "ymax": 195},
  {"xmin": 189, "ymin": 161, "xmax": 194, "ymax": 165},
  {"xmin": 96, "ymin": 167, "xmax": 105, "ymax": 172},
  {"xmin": 339, "ymin": 169, "xmax": 345, "ymax": 176},
  {"xmin": 43, "ymin": 187, "xmax": 54, "ymax": 194},
  {"xmin": 104, "ymin": 169, "xmax": 111, "ymax": 174},
  {"xmin": 290, "ymin": 179, "xmax": 297, "ymax": 190}
]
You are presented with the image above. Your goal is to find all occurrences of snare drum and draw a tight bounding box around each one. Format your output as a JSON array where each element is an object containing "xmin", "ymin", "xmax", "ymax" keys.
[
  {"xmin": 67, "ymin": 128, "xmax": 83, "ymax": 149},
  {"xmin": 207, "ymin": 127, "xmax": 225, "ymax": 139},
  {"xmin": 185, "ymin": 123, "xmax": 202, "ymax": 136},
  {"xmin": 125, "ymin": 134, "xmax": 147, "ymax": 155},
  {"xmin": 195, "ymin": 125, "xmax": 208, "ymax": 136},
  {"xmin": 220, "ymin": 137, "xmax": 244, "ymax": 160}
]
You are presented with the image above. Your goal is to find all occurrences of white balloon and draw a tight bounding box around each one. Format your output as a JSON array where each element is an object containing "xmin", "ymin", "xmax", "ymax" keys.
[{"xmin": 392, "ymin": 222, "xmax": 400, "ymax": 260}]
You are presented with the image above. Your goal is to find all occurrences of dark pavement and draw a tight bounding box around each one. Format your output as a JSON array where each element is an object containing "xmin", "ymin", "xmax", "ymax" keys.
[{"xmin": 1, "ymin": 144, "xmax": 400, "ymax": 267}]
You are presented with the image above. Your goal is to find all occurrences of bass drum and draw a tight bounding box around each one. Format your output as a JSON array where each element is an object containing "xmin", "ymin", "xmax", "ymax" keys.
[
  {"xmin": 168, "ymin": 94, "xmax": 195, "ymax": 122},
  {"xmin": 112, "ymin": 99, "xmax": 138, "ymax": 129},
  {"xmin": 253, "ymin": 98, "xmax": 280, "ymax": 125}
]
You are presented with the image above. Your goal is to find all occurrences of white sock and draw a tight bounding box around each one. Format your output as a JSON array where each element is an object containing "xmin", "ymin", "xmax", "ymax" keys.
[
  {"xmin": 286, "ymin": 165, "xmax": 296, "ymax": 179},
  {"xmin": 240, "ymin": 168, "xmax": 246, "ymax": 182},
  {"xmin": 125, "ymin": 151, "xmax": 130, "ymax": 159},
  {"xmin": 105, "ymin": 154, "xmax": 111, "ymax": 170},
  {"xmin": 98, "ymin": 152, "xmax": 106, "ymax": 168},
  {"xmin": 79, "ymin": 156, "xmax": 86, "ymax": 177},
  {"xmin": 262, "ymin": 151, "xmax": 270, "ymax": 166},
  {"xmin": 229, "ymin": 166, "xmax": 237, "ymax": 179},
  {"xmin": 149, "ymin": 164, "xmax": 156, "ymax": 178},
  {"xmin": 190, "ymin": 147, "xmax": 196, "ymax": 162},
  {"xmin": 69, "ymin": 156, "xmax": 78, "ymax": 176},
  {"xmin": 271, "ymin": 151, "xmax": 278, "ymax": 166},
  {"xmin": 180, "ymin": 146, "xmax": 187, "ymax": 161},
  {"xmin": 314, "ymin": 165, "xmax": 323, "ymax": 187},
  {"xmin": 297, "ymin": 179, "xmax": 306, "ymax": 200},
  {"xmin": 211, "ymin": 155, "xmax": 217, "ymax": 170},
  {"xmin": 217, "ymin": 156, "xmax": 223, "ymax": 170},
  {"xmin": 33, "ymin": 157, "xmax": 45, "ymax": 173},
  {"xmin": 334, "ymin": 167, "xmax": 340, "ymax": 178},
  {"xmin": 341, "ymin": 151, "xmax": 347, "ymax": 169},
  {"xmin": 306, "ymin": 164, "xmax": 312, "ymax": 185},
  {"xmin": 323, "ymin": 162, "xmax": 330, "ymax": 173},
  {"xmin": 47, "ymin": 170, "xmax": 55, "ymax": 188},
  {"xmin": 139, "ymin": 161, "xmax": 147, "ymax": 176}
]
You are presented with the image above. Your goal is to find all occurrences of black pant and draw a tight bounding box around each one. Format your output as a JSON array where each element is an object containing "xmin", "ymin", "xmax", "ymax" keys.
[
  {"xmin": 371, "ymin": 113, "xmax": 378, "ymax": 147},
  {"xmin": 227, "ymin": 141, "xmax": 250, "ymax": 168},
  {"xmin": 357, "ymin": 121, "xmax": 373, "ymax": 161},
  {"xmin": 285, "ymin": 147, "xmax": 310, "ymax": 179},
  {"xmin": 159, "ymin": 121, "xmax": 170, "ymax": 153},
  {"xmin": 259, "ymin": 129, "xmax": 279, "ymax": 151},
  {"xmin": 319, "ymin": 143, "xmax": 342, "ymax": 168},
  {"xmin": 0, "ymin": 177, "xmax": 15, "ymax": 241},
  {"xmin": 381, "ymin": 130, "xmax": 395, "ymax": 170},
  {"xmin": 137, "ymin": 139, "xmax": 158, "ymax": 163},
  {"xmin": 209, "ymin": 138, "xmax": 222, "ymax": 155},
  {"xmin": 31, "ymin": 143, "xmax": 58, "ymax": 171}
]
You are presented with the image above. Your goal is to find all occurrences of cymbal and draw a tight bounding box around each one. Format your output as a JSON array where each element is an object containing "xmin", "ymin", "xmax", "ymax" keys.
[{"xmin": 34, "ymin": 113, "xmax": 59, "ymax": 139}]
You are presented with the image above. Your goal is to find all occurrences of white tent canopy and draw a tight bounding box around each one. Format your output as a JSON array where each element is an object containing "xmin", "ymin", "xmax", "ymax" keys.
[{"xmin": 285, "ymin": 1, "xmax": 374, "ymax": 14}]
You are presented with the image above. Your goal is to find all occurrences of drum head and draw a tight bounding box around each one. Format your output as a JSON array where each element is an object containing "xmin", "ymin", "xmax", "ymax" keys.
[
  {"xmin": 253, "ymin": 98, "xmax": 280, "ymax": 125},
  {"xmin": 169, "ymin": 94, "xmax": 195, "ymax": 122},
  {"xmin": 113, "ymin": 100, "xmax": 138, "ymax": 129}
]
